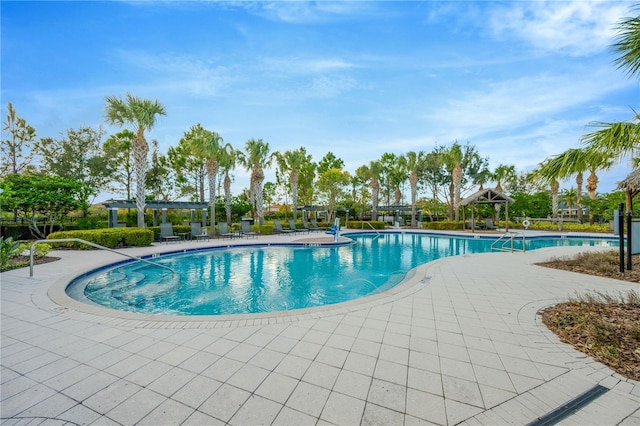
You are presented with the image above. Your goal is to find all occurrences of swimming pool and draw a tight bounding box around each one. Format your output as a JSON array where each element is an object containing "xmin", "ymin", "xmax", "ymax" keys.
[{"xmin": 66, "ymin": 232, "xmax": 617, "ymax": 316}]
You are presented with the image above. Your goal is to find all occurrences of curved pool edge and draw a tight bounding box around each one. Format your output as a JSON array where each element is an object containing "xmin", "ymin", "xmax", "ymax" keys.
[
  {"xmin": 47, "ymin": 256, "xmax": 433, "ymax": 325},
  {"xmin": 47, "ymin": 230, "xmax": 619, "ymax": 325}
]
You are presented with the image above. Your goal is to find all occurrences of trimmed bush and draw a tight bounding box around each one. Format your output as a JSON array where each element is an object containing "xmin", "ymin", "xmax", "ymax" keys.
[
  {"xmin": 345, "ymin": 221, "xmax": 386, "ymax": 230},
  {"xmin": 47, "ymin": 228, "xmax": 154, "ymax": 249},
  {"xmin": 254, "ymin": 224, "xmax": 274, "ymax": 235},
  {"xmin": 423, "ymin": 221, "xmax": 464, "ymax": 230},
  {"xmin": 526, "ymin": 221, "xmax": 610, "ymax": 233}
]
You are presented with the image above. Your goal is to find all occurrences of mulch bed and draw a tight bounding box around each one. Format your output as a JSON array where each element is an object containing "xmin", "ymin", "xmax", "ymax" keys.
[
  {"xmin": 1, "ymin": 256, "xmax": 61, "ymax": 272},
  {"xmin": 541, "ymin": 303, "xmax": 640, "ymax": 382}
]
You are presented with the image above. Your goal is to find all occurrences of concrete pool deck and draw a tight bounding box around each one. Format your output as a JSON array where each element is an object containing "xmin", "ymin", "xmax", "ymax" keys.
[{"xmin": 1, "ymin": 230, "xmax": 639, "ymax": 425}]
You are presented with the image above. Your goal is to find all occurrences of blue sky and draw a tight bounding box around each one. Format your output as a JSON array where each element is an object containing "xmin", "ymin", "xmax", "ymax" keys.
[{"xmin": 2, "ymin": 1, "xmax": 638, "ymax": 202}]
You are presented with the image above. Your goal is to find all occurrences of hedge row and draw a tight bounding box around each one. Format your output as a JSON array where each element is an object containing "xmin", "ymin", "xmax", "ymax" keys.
[
  {"xmin": 423, "ymin": 221, "xmax": 465, "ymax": 230},
  {"xmin": 46, "ymin": 228, "xmax": 154, "ymax": 249},
  {"xmin": 344, "ymin": 221, "xmax": 386, "ymax": 230}
]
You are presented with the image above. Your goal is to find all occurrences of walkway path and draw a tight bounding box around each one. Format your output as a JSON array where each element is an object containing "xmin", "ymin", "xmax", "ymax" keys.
[{"xmin": 1, "ymin": 231, "xmax": 639, "ymax": 425}]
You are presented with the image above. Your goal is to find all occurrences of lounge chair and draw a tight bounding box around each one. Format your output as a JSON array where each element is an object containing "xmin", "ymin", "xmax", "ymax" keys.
[
  {"xmin": 288, "ymin": 219, "xmax": 308, "ymax": 234},
  {"xmin": 303, "ymin": 218, "xmax": 322, "ymax": 232},
  {"xmin": 485, "ymin": 218, "xmax": 497, "ymax": 230},
  {"xmin": 190, "ymin": 222, "xmax": 210, "ymax": 241},
  {"xmin": 273, "ymin": 220, "xmax": 295, "ymax": 234},
  {"xmin": 240, "ymin": 221, "xmax": 257, "ymax": 238},
  {"xmin": 217, "ymin": 222, "xmax": 236, "ymax": 239},
  {"xmin": 160, "ymin": 223, "xmax": 181, "ymax": 243},
  {"xmin": 310, "ymin": 219, "xmax": 326, "ymax": 231}
]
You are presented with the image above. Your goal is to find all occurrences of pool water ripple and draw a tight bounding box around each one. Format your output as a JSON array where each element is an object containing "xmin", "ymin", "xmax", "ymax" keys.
[{"xmin": 67, "ymin": 232, "xmax": 617, "ymax": 316}]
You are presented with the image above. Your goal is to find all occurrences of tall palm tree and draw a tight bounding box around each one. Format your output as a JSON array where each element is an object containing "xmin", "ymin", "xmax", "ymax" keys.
[
  {"xmin": 582, "ymin": 6, "xmax": 640, "ymax": 208},
  {"xmin": 240, "ymin": 139, "xmax": 272, "ymax": 226},
  {"xmin": 187, "ymin": 124, "xmax": 223, "ymax": 229},
  {"xmin": 533, "ymin": 159, "xmax": 562, "ymax": 219},
  {"xmin": 276, "ymin": 147, "xmax": 311, "ymax": 221},
  {"xmin": 493, "ymin": 164, "xmax": 517, "ymax": 193},
  {"xmin": 360, "ymin": 160, "xmax": 383, "ymax": 221},
  {"xmin": 405, "ymin": 150, "xmax": 428, "ymax": 227},
  {"xmin": 442, "ymin": 144, "xmax": 464, "ymax": 221},
  {"xmin": 561, "ymin": 187, "xmax": 578, "ymax": 216},
  {"xmin": 104, "ymin": 94, "xmax": 166, "ymax": 228},
  {"xmin": 537, "ymin": 148, "xmax": 613, "ymax": 223},
  {"xmin": 218, "ymin": 144, "xmax": 237, "ymax": 225}
]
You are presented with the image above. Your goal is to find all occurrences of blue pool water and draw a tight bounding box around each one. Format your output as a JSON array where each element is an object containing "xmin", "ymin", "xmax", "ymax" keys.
[{"xmin": 67, "ymin": 232, "xmax": 617, "ymax": 316}]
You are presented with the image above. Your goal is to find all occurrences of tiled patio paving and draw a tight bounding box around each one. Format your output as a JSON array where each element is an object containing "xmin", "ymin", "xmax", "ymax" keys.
[{"xmin": 1, "ymin": 231, "xmax": 639, "ymax": 425}]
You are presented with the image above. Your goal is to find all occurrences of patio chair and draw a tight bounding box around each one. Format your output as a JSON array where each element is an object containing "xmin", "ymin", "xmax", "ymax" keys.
[
  {"xmin": 190, "ymin": 222, "xmax": 210, "ymax": 241},
  {"xmin": 303, "ymin": 218, "xmax": 322, "ymax": 232},
  {"xmin": 485, "ymin": 218, "xmax": 497, "ymax": 230},
  {"xmin": 217, "ymin": 222, "xmax": 235, "ymax": 239},
  {"xmin": 160, "ymin": 223, "xmax": 181, "ymax": 243},
  {"xmin": 310, "ymin": 219, "xmax": 326, "ymax": 231},
  {"xmin": 273, "ymin": 220, "xmax": 295, "ymax": 234},
  {"xmin": 288, "ymin": 219, "xmax": 309, "ymax": 234},
  {"xmin": 240, "ymin": 221, "xmax": 257, "ymax": 239}
]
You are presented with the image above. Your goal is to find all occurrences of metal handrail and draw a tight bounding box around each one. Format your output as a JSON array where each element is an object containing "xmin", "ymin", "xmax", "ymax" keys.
[
  {"xmin": 361, "ymin": 221, "xmax": 381, "ymax": 236},
  {"xmin": 490, "ymin": 231, "xmax": 526, "ymax": 253},
  {"xmin": 29, "ymin": 238, "xmax": 176, "ymax": 277}
]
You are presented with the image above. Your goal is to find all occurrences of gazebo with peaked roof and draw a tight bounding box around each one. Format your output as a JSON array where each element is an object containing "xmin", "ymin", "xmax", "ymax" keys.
[
  {"xmin": 617, "ymin": 168, "xmax": 640, "ymax": 211},
  {"xmin": 459, "ymin": 188, "xmax": 514, "ymax": 232}
]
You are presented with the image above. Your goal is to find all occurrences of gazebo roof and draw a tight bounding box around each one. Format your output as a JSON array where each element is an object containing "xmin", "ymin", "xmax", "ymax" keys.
[
  {"xmin": 459, "ymin": 188, "xmax": 514, "ymax": 207},
  {"xmin": 617, "ymin": 169, "xmax": 640, "ymax": 197}
]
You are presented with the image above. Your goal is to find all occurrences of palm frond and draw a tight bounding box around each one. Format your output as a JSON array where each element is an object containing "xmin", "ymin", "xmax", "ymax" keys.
[{"xmin": 613, "ymin": 10, "xmax": 640, "ymax": 79}]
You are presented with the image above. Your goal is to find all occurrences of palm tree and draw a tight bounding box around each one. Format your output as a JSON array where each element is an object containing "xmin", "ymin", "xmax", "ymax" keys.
[
  {"xmin": 104, "ymin": 94, "xmax": 166, "ymax": 228},
  {"xmin": 405, "ymin": 151, "xmax": 428, "ymax": 227},
  {"xmin": 532, "ymin": 158, "xmax": 562, "ymax": 219},
  {"xmin": 187, "ymin": 124, "xmax": 223, "ymax": 229},
  {"xmin": 442, "ymin": 144, "xmax": 464, "ymax": 221},
  {"xmin": 493, "ymin": 164, "xmax": 517, "ymax": 193},
  {"xmin": 218, "ymin": 144, "xmax": 237, "ymax": 225},
  {"xmin": 276, "ymin": 147, "xmax": 311, "ymax": 221},
  {"xmin": 359, "ymin": 160, "xmax": 383, "ymax": 221},
  {"xmin": 561, "ymin": 187, "xmax": 578, "ymax": 217},
  {"xmin": 537, "ymin": 148, "xmax": 613, "ymax": 223},
  {"xmin": 240, "ymin": 139, "xmax": 272, "ymax": 226},
  {"xmin": 613, "ymin": 4, "xmax": 640, "ymax": 79},
  {"xmin": 581, "ymin": 6, "xmax": 640, "ymax": 206}
]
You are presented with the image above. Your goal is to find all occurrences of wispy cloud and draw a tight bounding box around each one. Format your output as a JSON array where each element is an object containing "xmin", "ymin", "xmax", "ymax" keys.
[
  {"xmin": 110, "ymin": 49, "xmax": 234, "ymax": 97},
  {"xmin": 259, "ymin": 57, "xmax": 357, "ymax": 74},
  {"xmin": 425, "ymin": 65, "xmax": 632, "ymax": 140},
  {"xmin": 488, "ymin": 1, "xmax": 631, "ymax": 57},
  {"xmin": 247, "ymin": 1, "xmax": 381, "ymax": 24}
]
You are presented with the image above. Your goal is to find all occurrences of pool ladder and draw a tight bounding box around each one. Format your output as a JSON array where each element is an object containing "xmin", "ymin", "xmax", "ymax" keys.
[
  {"xmin": 361, "ymin": 221, "xmax": 382, "ymax": 239},
  {"xmin": 490, "ymin": 231, "xmax": 526, "ymax": 253},
  {"xmin": 29, "ymin": 238, "xmax": 176, "ymax": 277}
]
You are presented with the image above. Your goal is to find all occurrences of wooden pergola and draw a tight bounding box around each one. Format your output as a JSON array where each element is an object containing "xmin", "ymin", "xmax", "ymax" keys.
[
  {"xmin": 459, "ymin": 188, "xmax": 514, "ymax": 233},
  {"xmin": 102, "ymin": 200, "xmax": 210, "ymax": 227},
  {"xmin": 617, "ymin": 168, "xmax": 640, "ymax": 211}
]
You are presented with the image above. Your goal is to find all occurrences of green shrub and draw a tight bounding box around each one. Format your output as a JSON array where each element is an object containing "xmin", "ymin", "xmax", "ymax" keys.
[
  {"xmin": 423, "ymin": 221, "xmax": 464, "ymax": 230},
  {"xmin": 345, "ymin": 220, "xmax": 386, "ymax": 230},
  {"xmin": 47, "ymin": 228, "xmax": 154, "ymax": 249},
  {"xmin": 527, "ymin": 221, "xmax": 610, "ymax": 233},
  {"xmin": 0, "ymin": 236, "xmax": 22, "ymax": 270},
  {"xmin": 254, "ymin": 224, "xmax": 274, "ymax": 235},
  {"xmin": 17, "ymin": 242, "xmax": 51, "ymax": 258}
]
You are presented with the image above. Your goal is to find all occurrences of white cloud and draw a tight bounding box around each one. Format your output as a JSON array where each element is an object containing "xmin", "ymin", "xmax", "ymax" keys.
[
  {"xmin": 488, "ymin": 1, "xmax": 631, "ymax": 57},
  {"xmin": 424, "ymin": 65, "xmax": 633, "ymax": 140},
  {"xmin": 259, "ymin": 57, "xmax": 356, "ymax": 74},
  {"xmin": 111, "ymin": 50, "xmax": 233, "ymax": 97},
  {"xmin": 250, "ymin": 1, "xmax": 380, "ymax": 24}
]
